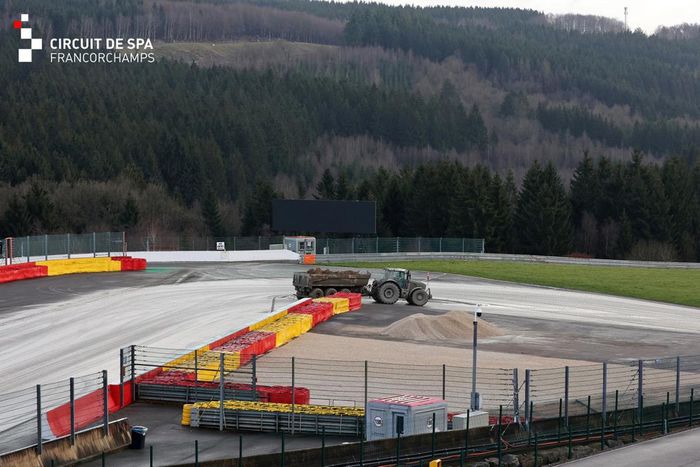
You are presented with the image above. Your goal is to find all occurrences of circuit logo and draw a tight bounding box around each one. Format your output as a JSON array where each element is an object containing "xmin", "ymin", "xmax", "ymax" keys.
[{"xmin": 13, "ymin": 14, "xmax": 42, "ymax": 63}]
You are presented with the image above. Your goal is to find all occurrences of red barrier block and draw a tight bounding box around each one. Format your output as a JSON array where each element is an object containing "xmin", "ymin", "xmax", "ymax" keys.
[
  {"xmin": 213, "ymin": 331, "xmax": 276, "ymax": 365},
  {"xmin": 208, "ymin": 327, "xmax": 250, "ymax": 349},
  {"xmin": 262, "ymin": 386, "xmax": 310, "ymax": 404},
  {"xmin": 329, "ymin": 292, "xmax": 362, "ymax": 310},
  {"xmin": 110, "ymin": 256, "xmax": 147, "ymax": 272},
  {"xmin": 289, "ymin": 301, "xmax": 334, "ymax": 326},
  {"xmin": 0, "ymin": 263, "xmax": 49, "ymax": 283},
  {"xmin": 287, "ymin": 298, "xmax": 312, "ymax": 312},
  {"xmin": 46, "ymin": 389, "xmax": 104, "ymax": 437}
]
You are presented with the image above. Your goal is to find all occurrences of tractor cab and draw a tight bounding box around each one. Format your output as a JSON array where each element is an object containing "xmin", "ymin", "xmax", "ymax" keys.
[
  {"xmin": 383, "ymin": 268, "xmax": 410, "ymax": 289},
  {"xmin": 371, "ymin": 268, "xmax": 430, "ymax": 306}
]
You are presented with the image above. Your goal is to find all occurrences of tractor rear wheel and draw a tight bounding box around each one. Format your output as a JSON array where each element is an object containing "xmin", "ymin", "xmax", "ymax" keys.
[
  {"xmin": 409, "ymin": 289, "xmax": 429, "ymax": 306},
  {"xmin": 377, "ymin": 282, "xmax": 400, "ymax": 305},
  {"xmin": 310, "ymin": 288, "xmax": 324, "ymax": 298}
]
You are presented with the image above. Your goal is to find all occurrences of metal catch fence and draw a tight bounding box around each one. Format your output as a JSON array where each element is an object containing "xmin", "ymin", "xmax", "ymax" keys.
[
  {"xmin": 127, "ymin": 236, "xmax": 485, "ymax": 254},
  {"xmin": 126, "ymin": 346, "xmax": 516, "ymax": 416},
  {"xmin": 0, "ymin": 370, "xmax": 109, "ymax": 456},
  {"xmin": 1, "ymin": 232, "xmax": 125, "ymax": 264}
]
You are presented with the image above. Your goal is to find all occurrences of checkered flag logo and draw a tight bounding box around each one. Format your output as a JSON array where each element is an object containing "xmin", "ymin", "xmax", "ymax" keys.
[{"xmin": 14, "ymin": 14, "xmax": 42, "ymax": 63}]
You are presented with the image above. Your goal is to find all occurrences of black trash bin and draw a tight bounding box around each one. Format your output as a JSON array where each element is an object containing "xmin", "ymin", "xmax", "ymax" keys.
[{"xmin": 130, "ymin": 426, "xmax": 148, "ymax": 449}]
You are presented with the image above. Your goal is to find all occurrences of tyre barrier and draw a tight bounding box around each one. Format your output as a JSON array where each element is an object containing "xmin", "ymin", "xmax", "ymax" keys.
[
  {"xmin": 136, "ymin": 379, "xmax": 308, "ymax": 405},
  {"xmin": 213, "ymin": 331, "xmax": 277, "ymax": 366},
  {"xmin": 328, "ymin": 292, "xmax": 362, "ymax": 311},
  {"xmin": 0, "ymin": 256, "xmax": 147, "ymax": 284},
  {"xmin": 186, "ymin": 400, "xmax": 363, "ymax": 436},
  {"xmin": 288, "ymin": 301, "xmax": 334, "ymax": 326},
  {"xmin": 135, "ymin": 296, "xmax": 361, "ymax": 408},
  {"xmin": 312, "ymin": 297, "xmax": 350, "ymax": 314}
]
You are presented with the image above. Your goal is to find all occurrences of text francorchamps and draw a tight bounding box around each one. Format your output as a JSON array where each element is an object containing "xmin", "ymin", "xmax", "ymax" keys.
[{"xmin": 49, "ymin": 38, "xmax": 155, "ymax": 63}]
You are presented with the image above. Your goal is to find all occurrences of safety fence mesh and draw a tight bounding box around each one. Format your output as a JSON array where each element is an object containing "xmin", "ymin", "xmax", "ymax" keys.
[{"xmin": 0, "ymin": 371, "xmax": 105, "ymax": 455}]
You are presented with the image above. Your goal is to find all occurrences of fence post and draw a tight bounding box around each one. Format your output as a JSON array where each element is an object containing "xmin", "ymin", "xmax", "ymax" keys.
[
  {"xmin": 462, "ymin": 238, "xmax": 465, "ymax": 252},
  {"xmin": 524, "ymin": 369, "xmax": 531, "ymax": 431},
  {"xmin": 67, "ymin": 233, "xmax": 71, "ymax": 258},
  {"xmin": 239, "ymin": 434, "xmax": 243, "ymax": 467},
  {"xmin": 614, "ymin": 390, "xmax": 619, "ymax": 439},
  {"xmin": 442, "ymin": 364, "xmax": 446, "ymax": 400},
  {"xmin": 690, "ymin": 388, "xmax": 694, "ymax": 427},
  {"xmin": 107, "ymin": 232, "xmax": 111, "ymax": 257},
  {"xmin": 676, "ymin": 356, "xmax": 681, "ymax": 415},
  {"xmin": 564, "ymin": 366, "xmax": 570, "ymax": 427},
  {"xmin": 219, "ymin": 352, "xmax": 225, "ymax": 431},
  {"xmin": 194, "ymin": 349, "xmax": 199, "ymax": 402},
  {"xmin": 375, "ymin": 237, "xmax": 379, "ymax": 253},
  {"xmin": 352, "ymin": 237, "xmax": 355, "ymax": 255},
  {"xmin": 252, "ymin": 355, "xmax": 257, "ymax": 399},
  {"xmin": 44, "ymin": 234, "xmax": 48, "ymax": 261},
  {"xmin": 512, "ymin": 368, "xmax": 520, "ymax": 425},
  {"xmin": 418, "ymin": 237, "xmax": 421, "ymax": 254},
  {"xmin": 396, "ymin": 237, "xmax": 399, "ymax": 253},
  {"xmin": 291, "ymin": 357, "xmax": 295, "ymax": 435},
  {"xmin": 258, "ymin": 236, "xmax": 261, "ymax": 250},
  {"xmin": 431, "ymin": 412, "xmax": 436, "ymax": 458},
  {"xmin": 102, "ymin": 370, "xmax": 109, "ymax": 436},
  {"xmin": 280, "ymin": 431, "xmax": 285, "ymax": 467},
  {"xmin": 638, "ymin": 360, "xmax": 644, "ymax": 422},
  {"xmin": 602, "ymin": 362, "xmax": 608, "ymax": 426},
  {"xmin": 93, "ymin": 232, "xmax": 97, "ymax": 258},
  {"xmin": 130, "ymin": 345, "xmax": 136, "ymax": 403},
  {"xmin": 70, "ymin": 377, "xmax": 76, "ymax": 445},
  {"xmin": 36, "ymin": 384, "xmax": 42, "ymax": 454},
  {"xmin": 26, "ymin": 235, "xmax": 30, "ymax": 262},
  {"xmin": 364, "ymin": 360, "xmax": 368, "ymax": 415},
  {"xmin": 119, "ymin": 348, "xmax": 124, "ymax": 408},
  {"xmin": 497, "ymin": 405, "xmax": 502, "ymax": 463},
  {"xmin": 439, "ymin": 237, "xmax": 442, "ymax": 252},
  {"xmin": 321, "ymin": 425, "xmax": 326, "ymax": 466}
]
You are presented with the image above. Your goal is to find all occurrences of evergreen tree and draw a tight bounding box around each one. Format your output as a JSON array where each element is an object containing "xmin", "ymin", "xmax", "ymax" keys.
[
  {"xmin": 515, "ymin": 161, "xmax": 573, "ymax": 255},
  {"xmin": 570, "ymin": 153, "xmax": 598, "ymax": 226},
  {"xmin": 489, "ymin": 172, "xmax": 516, "ymax": 252},
  {"xmin": 381, "ymin": 177, "xmax": 405, "ymax": 236},
  {"xmin": 242, "ymin": 180, "xmax": 280, "ymax": 235},
  {"xmin": 335, "ymin": 171, "xmax": 354, "ymax": 200},
  {"xmin": 201, "ymin": 190, "xmax": 226, "ymax": 238},
  {"xmin": 1, "ymin": 196, "xmax": 31, "ymax": 237},
  {"xmin": 24, "ymin": 183, "xmax": 55, "ymax": 233},
  {"xmin": 118, "ymin": 196, "xmax": 140, "ymax": 231},
  {"xmin": 314, "ymin": 169, "xmax": 336, "ymax": 200}
]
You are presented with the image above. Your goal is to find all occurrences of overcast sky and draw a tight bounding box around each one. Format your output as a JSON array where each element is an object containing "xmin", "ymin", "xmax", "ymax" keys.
[{"xmin": 367, "ymin": 1, "xmax": 700, "ymax": 33}]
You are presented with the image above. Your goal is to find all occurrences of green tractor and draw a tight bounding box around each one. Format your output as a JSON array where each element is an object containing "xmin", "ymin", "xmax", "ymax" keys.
[{"xmin": 369, "ymin": 268, "xmax": 431, "ymax": 306}]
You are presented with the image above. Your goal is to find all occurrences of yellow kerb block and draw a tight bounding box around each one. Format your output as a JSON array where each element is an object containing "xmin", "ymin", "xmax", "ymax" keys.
[
  {"xmin": 196, "ymin": 351, "xmax": 240, "ymax": 382},
  {"xmin": 249, "ymin": 310, "xmax": 288, "ymax": 331}
]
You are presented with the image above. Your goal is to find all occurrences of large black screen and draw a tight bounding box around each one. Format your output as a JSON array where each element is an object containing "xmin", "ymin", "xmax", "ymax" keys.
[{"xmin": 272, "ymin": 200, "xmax": 376, "ymax": 234}]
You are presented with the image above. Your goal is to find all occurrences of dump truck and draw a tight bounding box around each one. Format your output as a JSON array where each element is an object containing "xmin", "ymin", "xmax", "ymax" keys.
[{"xmin": 292, "ymin": 267, "xmax": 431, "ymax": 306}]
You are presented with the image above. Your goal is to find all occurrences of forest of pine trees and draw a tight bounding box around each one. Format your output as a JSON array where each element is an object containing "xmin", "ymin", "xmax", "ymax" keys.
[{"xmin": 1, "ymin": 0, "xmax": 699, "ymax": 262}]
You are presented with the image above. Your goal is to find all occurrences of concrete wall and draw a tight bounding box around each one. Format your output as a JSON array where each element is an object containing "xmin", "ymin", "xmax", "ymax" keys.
[{"xmin": 129, "ymin": 249, "xmax": 300, "ymax": 263}]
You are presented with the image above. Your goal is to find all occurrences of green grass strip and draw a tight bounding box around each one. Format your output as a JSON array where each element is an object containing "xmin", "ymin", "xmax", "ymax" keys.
[{"xmin": 331, "ymin": 260, "xmax": 700, "ymax": 308}]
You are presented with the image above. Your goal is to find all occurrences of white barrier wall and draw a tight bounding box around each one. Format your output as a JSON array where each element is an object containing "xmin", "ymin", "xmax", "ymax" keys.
[{"xmin": 130, "ymin": 249, "xmax": 300, "ymax": 263}]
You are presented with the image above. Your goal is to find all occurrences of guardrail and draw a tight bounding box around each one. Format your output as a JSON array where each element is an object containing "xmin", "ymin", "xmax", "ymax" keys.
[{"xmin": 316, "ymin": 251, "xmax": 700, "ymax": 268}]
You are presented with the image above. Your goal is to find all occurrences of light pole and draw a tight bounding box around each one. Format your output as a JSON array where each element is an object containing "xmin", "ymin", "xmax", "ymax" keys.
[{"xmin": 471, "ymin": 304, "xmax": 482, "ymax": 410}]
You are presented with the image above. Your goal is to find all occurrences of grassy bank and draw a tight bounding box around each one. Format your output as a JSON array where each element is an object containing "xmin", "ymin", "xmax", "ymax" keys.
[{"xmin": 332, "ymin": 260, "xmax": 700, "ymax": 308}]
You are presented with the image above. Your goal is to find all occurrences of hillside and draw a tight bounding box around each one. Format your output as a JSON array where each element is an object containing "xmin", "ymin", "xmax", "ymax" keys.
[{"xmin": 0, "ymin": 0, "xmax": 699, "ymax": 261}]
